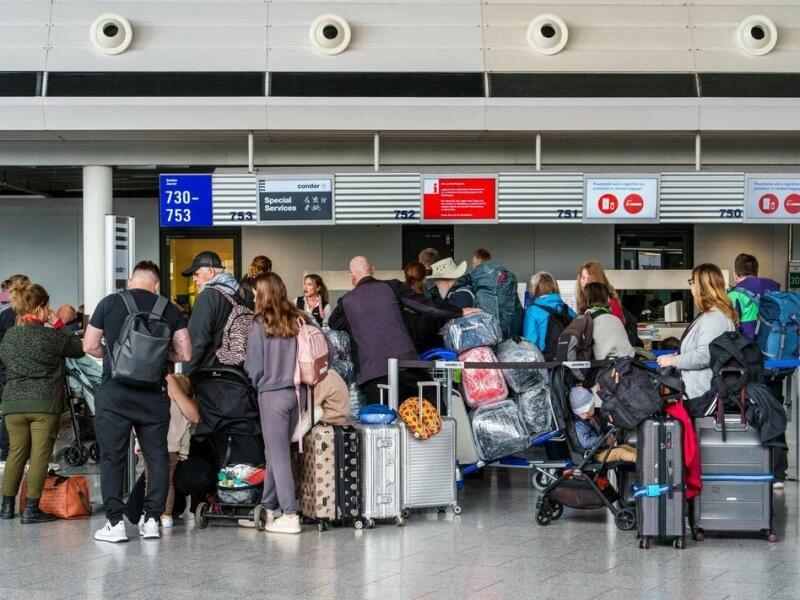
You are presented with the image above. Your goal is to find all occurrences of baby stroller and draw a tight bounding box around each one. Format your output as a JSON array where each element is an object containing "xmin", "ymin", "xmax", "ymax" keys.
[
  {"xmin": 63, "ymin": 356, "xmax": 102, "ymax": 466},
  {"xmin": 535, "ymin": 365, "xmax": 637, "ymax": 531},
  {"xmin": 190, "ymin": 367, "xmax": 268, "ymax": 530}
]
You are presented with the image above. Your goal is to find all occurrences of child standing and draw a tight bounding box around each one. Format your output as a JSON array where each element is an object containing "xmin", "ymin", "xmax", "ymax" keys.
[{"xmin": 138, "ymin": 373, "xmax": 198, "ymax": 528}]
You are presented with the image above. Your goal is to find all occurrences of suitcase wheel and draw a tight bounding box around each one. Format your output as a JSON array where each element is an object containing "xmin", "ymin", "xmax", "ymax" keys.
[
  {"xmin": 692, "ymin": 527, "xmax": 705, "ymax": 542},
  {"xmin": 394, "ymin": 517, "xmax": 404, "ymax": 527},
  {"xmin": 354, "ymin": 519, "xmax": 364, "ymax": 530},
  {"xmin": 673, "ymin": 537, "xmax": 686, "ymax": 550},
  {"xmin": 401, "ymin": 509, "xmax": 411, "ymax": 519},
  {"xmin": 768, "ymin": 531, "xmax": 778, "ymax": 543},
  {"xmin": 639, "ymin": 537, "xmax": 650, "ymax": 550},
  {"xmin": 453, "ymin": 505, "xmax": 462, "ymax": 515},
  {"xmin": 318, "ymin": 521, "xmax": 330, "ymax": 532}
]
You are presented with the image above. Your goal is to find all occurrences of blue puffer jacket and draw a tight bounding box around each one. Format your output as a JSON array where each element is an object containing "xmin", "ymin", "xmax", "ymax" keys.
[{"xmin": 523, "ymin": 293, "xmax": 576, "ymax": 353}]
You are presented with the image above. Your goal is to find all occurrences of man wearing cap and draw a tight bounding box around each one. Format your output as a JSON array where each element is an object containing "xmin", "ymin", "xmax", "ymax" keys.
[
  {"xmin": 329, "ymin": 256, "xmax": 479, "ymax": 406},
  {"xmin": 429, "ymin": 258, "xmax": 476, "ymax": 309},
  {"xmin": 180, "ymin": 251, "xmax": 240, "ymax": 375}
]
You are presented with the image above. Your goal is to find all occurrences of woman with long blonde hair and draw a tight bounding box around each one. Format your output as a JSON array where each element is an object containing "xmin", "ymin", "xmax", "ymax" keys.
[
  {"xmin": 657, "ymin": 264, "xmax": 737, "ymax": 399},
  {"xmin": 575, "ymin": 261, "xmax": 624, "ymax": 321},
  {"xmin": 243, "ymin": 272, "xmax": 308, "ymax": 534}
]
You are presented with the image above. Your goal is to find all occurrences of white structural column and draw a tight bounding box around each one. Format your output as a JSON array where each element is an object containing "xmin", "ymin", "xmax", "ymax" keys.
[{"xmin": 82, "ymin": 166, "xmax": 113, "ymax": 315}]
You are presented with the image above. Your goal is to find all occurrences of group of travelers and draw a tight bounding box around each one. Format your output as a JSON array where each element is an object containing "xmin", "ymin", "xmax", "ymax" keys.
[{"xmin": 0, "ymin": 245, "xmax": 789, "ymax": 542}]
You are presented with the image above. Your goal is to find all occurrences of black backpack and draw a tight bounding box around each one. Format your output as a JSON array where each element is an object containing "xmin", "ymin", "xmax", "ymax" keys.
[
  {"xmin": 554, "ymin": 313, "xmax": 596, "ymax": 383},
  {"xmin": 110, "ymin": 291, "xmax": 172, "ymax": 386},
  {"xmin": 708, "ymin": 331, "xmax": 764, "ymax": 399},
  {"xmin": 596, "ymin": 358, "xmax": 684, "ymax": 430},
  {"xmin": 535, "ymin": 303, "xmax": 574, "ymax": 361}
]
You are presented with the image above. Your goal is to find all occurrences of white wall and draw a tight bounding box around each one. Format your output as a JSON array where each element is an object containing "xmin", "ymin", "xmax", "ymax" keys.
[{"xmin": 695, "ymin": 224, "xmax": 790, "ymax": 286}]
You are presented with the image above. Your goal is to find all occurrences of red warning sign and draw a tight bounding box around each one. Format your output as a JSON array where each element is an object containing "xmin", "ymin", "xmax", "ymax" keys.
[
  {"xmin": 758, "ymin": 194, "xmax": 779, "ymax": 214},
  {"xmin": 623, "ymin": 194, "xmax": 644, "ymax": 215},
  {"xmin": 785, "ymin": 194, "xmax": 800, "ymax": 215},
  {"xmin": 598, "ymin": 194, "xmax": 618, "ymax": 215},
  {"xmin": 422, "ymin": 177, "xmax": 497, "ymax": 221}
]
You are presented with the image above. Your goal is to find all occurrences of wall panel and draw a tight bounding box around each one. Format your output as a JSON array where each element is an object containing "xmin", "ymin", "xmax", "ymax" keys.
[{"xmin": 0, "ymin": 1, "xmax": 50, "ymax": 71}]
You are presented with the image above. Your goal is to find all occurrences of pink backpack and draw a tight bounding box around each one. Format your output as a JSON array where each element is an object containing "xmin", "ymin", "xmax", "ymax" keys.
[{"xmin": 295, "ymin": 319, "xmax": 330, "ymax": 385}]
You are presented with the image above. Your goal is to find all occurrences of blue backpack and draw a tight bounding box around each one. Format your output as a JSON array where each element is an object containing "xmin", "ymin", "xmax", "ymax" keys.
[
  {"xmin": 469, "ymin": 261, "xmax": 524, "ymax": 340},
  {"xmin": 754, "ymin": 291, "xmax": 800, "ymax": 360}
]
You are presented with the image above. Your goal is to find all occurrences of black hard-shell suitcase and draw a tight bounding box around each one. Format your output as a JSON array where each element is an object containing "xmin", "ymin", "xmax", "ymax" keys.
[
  {"xmin": 297, "ymin": 424, "xmax": 365, "ymax": 531},
  {"xmin": 635, "ymin": 416, "xmax": 686, "ymax": 549}
]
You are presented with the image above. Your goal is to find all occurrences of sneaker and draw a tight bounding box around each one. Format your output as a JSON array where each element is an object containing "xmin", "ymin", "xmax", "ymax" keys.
[
  {"xmin": 264, "ymin": 514, "xmax": 301, "ymax": 535},
  {"xmin": 160, "ymin": 514, "xmax": 173, "ymax": 528},
  {"xmin": 238, "ymin": 507, "xmax": 278, "ymax": 529},
  {"xmin": 94, "ymin": 520, "xmax": 128, "ymax": 543},
  {"xmin": 48, "ymin": 463, "xmax": 60, "ymax": 473},
  {"xmin": 138, "ymin": 516, "xmax": 160, "ymax": 539},
  {"xmin": 773, "ymin": 481, "xmax": 785, "ymax": 490}
]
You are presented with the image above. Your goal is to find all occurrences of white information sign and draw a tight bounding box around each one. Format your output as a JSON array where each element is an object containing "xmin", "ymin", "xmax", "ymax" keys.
[
  {"xmin": 105, "ymin": 215, "xmax": 135, "ymax": 295},
  {"xmin": 745, "ymin": 176, "xmax": 800, "ymax": 223},
  {"xmin": 584, "ymin": 176, "xmax": 659, "ymax": 222}
]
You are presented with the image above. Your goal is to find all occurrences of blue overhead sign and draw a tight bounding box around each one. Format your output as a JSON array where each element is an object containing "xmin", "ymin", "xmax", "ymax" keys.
[{"xmin": 159, "ymin": 174, "xmax": 213, "ymax": 227}]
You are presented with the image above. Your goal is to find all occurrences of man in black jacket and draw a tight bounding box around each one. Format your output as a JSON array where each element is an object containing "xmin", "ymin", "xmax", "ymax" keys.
[
  {"xmin": 329, "ymin": 256, "xmax": 477, "ymax": 405},
  {"xmin": 181, "ymin": 251, "xmax": 240, "ymax": 375}
]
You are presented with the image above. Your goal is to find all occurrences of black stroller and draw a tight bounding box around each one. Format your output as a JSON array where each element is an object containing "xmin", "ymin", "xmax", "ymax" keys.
[
  {"xmin": 535, "ymin": 365, "xmax": 637, "ymax": 531},
  {"xmin": 189, "ymin": 367, "xmax": 267, "ymax": 530}
]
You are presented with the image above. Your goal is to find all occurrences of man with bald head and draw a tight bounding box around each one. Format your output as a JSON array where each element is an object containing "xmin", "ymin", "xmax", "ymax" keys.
[{"xmin": 330, "ymin": 256, "xmax": 477, "ymax": 405}]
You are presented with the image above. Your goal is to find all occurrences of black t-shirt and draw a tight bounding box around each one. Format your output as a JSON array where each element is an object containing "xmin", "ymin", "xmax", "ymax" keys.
[{"xmin": 89, "ymin": 289, "xmax": 187, "ymax": 384}]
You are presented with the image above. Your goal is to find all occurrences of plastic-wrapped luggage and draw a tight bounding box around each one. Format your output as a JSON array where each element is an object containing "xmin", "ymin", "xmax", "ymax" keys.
[
  {"xmin": 459, "ymin": 347, "xmax": 508, "ymax": 408},
  {"xmin": 470, "ymin": 400, "xmax": 529, "ymax": 461},
  {"xmin": 496, "ymin": 338, "xmax": 547, "ymax": 393},
  {"xmin": 330, "ymin": 359, "xmax": 356, "ymax": 385},
  {"xmin": 348, "ymin": 382, "xmax": 364, "ymax": 419},
  {"xmin": 325, "ymin": 330, "xmax": 352, "ymax": 361},
  {"xmin": 442, "ymin": 313, "xmax": 502, "ymax": 353},
  {"xmin": 516, "ymin": 383, "xmax": 552, "ymax": 436}
]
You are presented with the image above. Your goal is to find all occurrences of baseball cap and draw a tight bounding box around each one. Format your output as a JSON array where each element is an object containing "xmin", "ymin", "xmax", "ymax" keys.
[{"xmin": 181, "ymin": 251, "xmax": 224, "ymax": 277}]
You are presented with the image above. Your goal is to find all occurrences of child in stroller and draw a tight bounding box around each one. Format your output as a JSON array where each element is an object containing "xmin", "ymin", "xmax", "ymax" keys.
[
  {"xmin": 569, "ymin": 386, "xmax": 636, "ymax": 464},
  {"xmin": 535, "ymin": 366, "xmax": 637, "ymax": 530}
]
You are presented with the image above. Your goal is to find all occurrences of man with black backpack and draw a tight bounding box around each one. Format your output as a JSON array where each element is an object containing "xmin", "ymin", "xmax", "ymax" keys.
[{"xmin": 83, "ymin": 261, "xmax": 191, "ymax": 543}]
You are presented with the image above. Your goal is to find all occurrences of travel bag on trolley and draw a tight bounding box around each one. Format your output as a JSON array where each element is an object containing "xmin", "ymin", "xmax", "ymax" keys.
[
  {"xmin": 390, "ymin": 359, "xmax": 460, "ymax": 517},
  {"xmin": 355, "ymin": 386, "xmax": 404, "ymax": 528}
]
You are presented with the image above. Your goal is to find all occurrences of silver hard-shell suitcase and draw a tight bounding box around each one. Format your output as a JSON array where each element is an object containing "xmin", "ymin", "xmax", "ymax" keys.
[
  {"xmin": 692, "ymin": 416, "xmax": 775, "ymax": 542},
  {"xmin": 636, "ymin": 416, "xmax": 686, "ymax": 549},
  {"xmin": 355, "ymin": 386, "xmax": 404, "ymax": 527},
  {"xmin": 396, "ymin": 380, "xmax": 460, "ymax": 516}
]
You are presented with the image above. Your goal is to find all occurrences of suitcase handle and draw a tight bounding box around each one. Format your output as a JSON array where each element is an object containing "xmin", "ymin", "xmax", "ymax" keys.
[
  {"xmin": 377, "ymin": 384, "xmax": 391, "ymax": 407},
  {"xmin": 416, "ymin": 381, "xmax": 442, "ymax": 418},
  {"xmin": 713, "ymin": 421, "xmax": 749, "ymax": 432}
]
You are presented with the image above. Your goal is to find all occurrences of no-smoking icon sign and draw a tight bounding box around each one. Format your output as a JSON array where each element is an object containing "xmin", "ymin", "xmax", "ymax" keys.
[{"xmin": 785, "ymin": 194, "xmax": 800, "ymax": 215}]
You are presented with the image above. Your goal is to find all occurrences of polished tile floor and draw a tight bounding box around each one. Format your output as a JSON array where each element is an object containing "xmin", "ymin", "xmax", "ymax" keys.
[{"xmin": 0, "ymin": 462, "xmax": 796, "ymax": 600}]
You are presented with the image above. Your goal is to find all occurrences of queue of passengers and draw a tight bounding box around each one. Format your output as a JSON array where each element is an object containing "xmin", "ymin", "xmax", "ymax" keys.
[{"xmin": 0, "ymin": 248, "xmax": 786, "ymax": 540}]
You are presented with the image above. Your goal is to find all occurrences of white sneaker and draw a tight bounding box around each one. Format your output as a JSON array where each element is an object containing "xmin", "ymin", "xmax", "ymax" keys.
[
  {"xmin": 48, "ymin": 463, "xmax": 61, "ymax": 473},
  {"xmin": 94, "ymin": 520, "xmax": 128, "ymax": 543},
  {"xmin": 238, "ymin": 507, "xmax": 278, "ymax": 529},
  {"xmin": 773, "ymin": 481, "xmax": 785, "ymax": 490},
  {"xmin": 160, "ymin": 514, "xmax": 173, "ymax": 528},
  {"xmin": 264, "ymin": 514, "xmax": 301, "ymax": 535},
  {"xmin": 138, "ymin": 516, "xmax": 160, "ymax": 539}
]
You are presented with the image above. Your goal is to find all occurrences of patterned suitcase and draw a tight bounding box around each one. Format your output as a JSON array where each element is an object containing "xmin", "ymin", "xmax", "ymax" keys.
[
  {"xmin": 299, "ymin": 423, "xmax": 365, "ymax": 530},
  {"xmin": 398, "ymin": 382, "xmax": 461, "ymax": 515}
]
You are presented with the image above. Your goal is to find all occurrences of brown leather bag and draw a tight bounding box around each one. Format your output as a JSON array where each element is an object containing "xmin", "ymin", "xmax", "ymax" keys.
[{"xmin": 19, "ymin": 473, "xmax": 92, "ymax": 519}]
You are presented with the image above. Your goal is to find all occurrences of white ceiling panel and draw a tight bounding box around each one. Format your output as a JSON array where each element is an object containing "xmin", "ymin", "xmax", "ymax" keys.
[{"xmin": 0, "ymin": 2, "xmax": 51, "ymax": 71}]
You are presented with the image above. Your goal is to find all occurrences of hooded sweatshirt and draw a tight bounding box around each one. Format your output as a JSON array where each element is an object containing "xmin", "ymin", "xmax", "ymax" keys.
[
  {"xmin": 728, "ymin": 276, "xmax": 780, "ymax": 340},
  {"xmin": 185, "ymin": 271, "xmax": 241, "ymax": 374}
]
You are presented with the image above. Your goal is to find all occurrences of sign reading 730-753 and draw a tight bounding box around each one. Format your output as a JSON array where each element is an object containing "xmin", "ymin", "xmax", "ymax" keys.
[{"xmin": 159, "ymin": 174, "xmax": 213, "ymax": 227}]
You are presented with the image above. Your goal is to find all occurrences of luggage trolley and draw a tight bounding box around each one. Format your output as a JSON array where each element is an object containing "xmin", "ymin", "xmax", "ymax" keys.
[{"xmin": 417, "ymin": 350, "xmax": 571, "ymax": 491}]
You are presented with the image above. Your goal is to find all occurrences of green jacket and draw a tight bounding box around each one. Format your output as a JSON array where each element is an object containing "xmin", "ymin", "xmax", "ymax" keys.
[{"xmin": 0, "ymin": 323, "xmax": 84, "ymax": 414}]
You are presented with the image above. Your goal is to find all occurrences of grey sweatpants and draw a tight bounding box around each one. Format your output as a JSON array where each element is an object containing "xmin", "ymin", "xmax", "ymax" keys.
[{"xmin": 258, "ymin": 389, "xmax": 299, "ymax": 514}]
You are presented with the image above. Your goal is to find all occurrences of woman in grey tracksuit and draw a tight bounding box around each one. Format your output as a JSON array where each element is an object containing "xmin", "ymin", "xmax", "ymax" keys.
[
  {"xmin": 657, "ymin": 264, "xmax": 737, "ymax": 400},
  {"xmin": 244, "ymin": 272, "xmax": 308, "ymax": 535}
]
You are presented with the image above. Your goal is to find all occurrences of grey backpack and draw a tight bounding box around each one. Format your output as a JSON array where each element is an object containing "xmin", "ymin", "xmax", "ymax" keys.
[{"xmin": 110, "ymin": 291, "xmax": 172, "ymax": 386}]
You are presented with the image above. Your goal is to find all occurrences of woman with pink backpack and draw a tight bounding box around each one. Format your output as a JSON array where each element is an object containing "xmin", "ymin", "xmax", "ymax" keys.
[{"xmin": 244, "ymin": 272, "xmax": 315, "ymax": 535}]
